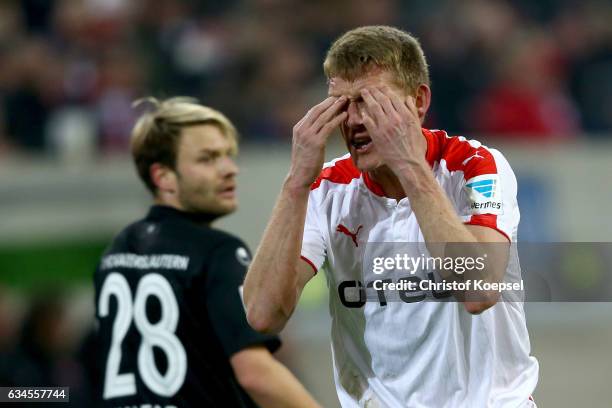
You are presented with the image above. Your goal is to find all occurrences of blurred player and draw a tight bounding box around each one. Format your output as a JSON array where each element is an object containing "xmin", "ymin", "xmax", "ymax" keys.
[
  {"xmin": 244, "ymin": 26, "xmax": 538, "ymax": 407},
  {"xmin": 93, "ymin": 97, "xmax": 321, "ymax": 407}
]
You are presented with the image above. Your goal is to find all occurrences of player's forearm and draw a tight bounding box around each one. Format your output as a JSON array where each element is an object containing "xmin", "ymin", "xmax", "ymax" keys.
[
  {"xmin": 240, "ymin": 357, "xmax": 322, "ymax": 408},
  {"xmin": 398, "ymin": 165, "xmax": 503, "ymax": 312},
  {"xmin": 244, "ymin": 178, "xmax": 310, "ymax": 333},
  {"xmin": 399, "ymin": 164, "xmax": 476, "ymax": 244}
]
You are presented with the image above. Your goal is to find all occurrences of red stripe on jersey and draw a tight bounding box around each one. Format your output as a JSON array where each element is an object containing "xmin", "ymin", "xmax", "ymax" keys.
[
  {"xmin": 423, "ymin": 129, "xmax": 498, "ymax": 178},
  {"xmin": 311, "ymin": 157, "xmax": 360, "ymax": 190},
  {"xmin": 465, "ymin": 214, "xmax": 510, "ymax": 242},
  {"xmin": 423, "ymin": 128, "xmax": 442, "ymax": 167},
  {"xmin": 300, "ymin": 255, "xmax": 318, "ymax": 275}
]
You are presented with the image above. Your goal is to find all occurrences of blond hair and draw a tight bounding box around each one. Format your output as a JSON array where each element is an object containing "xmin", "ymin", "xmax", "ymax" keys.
[
  {"xmin": 131, "ymin": 97, "xmax": 238, "ymax": 194},
  {"xmin": 323, "ymin": 25, "xmax": 430, "ymax": 95}
]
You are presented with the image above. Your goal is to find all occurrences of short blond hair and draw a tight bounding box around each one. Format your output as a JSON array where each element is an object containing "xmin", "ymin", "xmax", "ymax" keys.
[
  {"xmin": 323, "ymin": 25, "xmax": 430, "ymax": 95},
  {"xmin": 131, "ymin": 97, "xmax": 238, "ymax": 194}
]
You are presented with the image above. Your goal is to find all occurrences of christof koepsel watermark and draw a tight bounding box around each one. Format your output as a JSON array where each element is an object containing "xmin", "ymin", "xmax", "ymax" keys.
[{"xmin": 371, "ymin": 279, "xmax": 524, "ymax": 292}]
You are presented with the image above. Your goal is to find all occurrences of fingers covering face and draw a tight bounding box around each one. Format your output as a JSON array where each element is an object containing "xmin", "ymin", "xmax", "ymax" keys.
[
  {"xmin": 368, "ymin": 87, "xmax": 396, "ymax": 117},
  {"xmin": 304, "ymin": 96, "xmax": 346, "ymax": 126},
  {"xmin": 294, "ymin": 96, "xmax": 347, "ymax": 146},
  {"xmin": 320, "ymin": 110, "xmax": 348, "ymax": 135},
  {"xmin": 361, "ymin": 86, "xmax": 419, "ymax": 124},
  {"xmin": 313, "ymin": 96, "xmax": 347, "ymax": 133},
  {"xmin": 303, "ymin": 96, "xmax": 337, "ymax": 127},
  {"xmin": 361, "ymin": 88, "xmax": 386, "ymax": 124}
]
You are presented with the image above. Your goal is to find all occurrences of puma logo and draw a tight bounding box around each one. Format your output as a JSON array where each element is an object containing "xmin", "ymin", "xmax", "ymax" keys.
[
  {"xmin": 336, "ymin": 224, "xmax": 363, "ymax": 247},
  {"xmin": 462, "ymin": 151, "xmax": 484, "ymax": 166}
]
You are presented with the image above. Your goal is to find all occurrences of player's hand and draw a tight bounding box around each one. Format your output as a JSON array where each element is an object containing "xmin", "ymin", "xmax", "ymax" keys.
[
  {"xmin": 360, "ymin": 86, "xmax": 428, "ymax": 175},
  {"xmin": 287, "ymin": 96, "xmax": 347, "ymax": 189}
]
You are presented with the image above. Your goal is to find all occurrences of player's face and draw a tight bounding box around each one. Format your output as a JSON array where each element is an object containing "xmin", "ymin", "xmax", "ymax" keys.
[
  {"xmin": 173, "ymin": 124, "xmax": 238, "ymax": 216},
  {"xmin": 328, "ymin": 69, "xmax": 407, "ymax": 172}
]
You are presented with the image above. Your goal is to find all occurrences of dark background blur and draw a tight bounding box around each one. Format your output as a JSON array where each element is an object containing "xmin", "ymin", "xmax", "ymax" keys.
[
  {"xmin": 1, "ymin": 0, "xmax": 612, "ymax": 407},
  {"xmin": 1, "ymin": 0, "xmax": 612, "ymax": 156}
]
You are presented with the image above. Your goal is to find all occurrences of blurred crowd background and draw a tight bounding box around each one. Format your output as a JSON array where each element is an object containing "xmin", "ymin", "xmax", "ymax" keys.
[
  {"xmin": 1, "ymin": 0, "xmax": 612, "ymax": 159},
  {"xmin": 1, "ymin": 0, "xmax": 612, "ymax": 407}
]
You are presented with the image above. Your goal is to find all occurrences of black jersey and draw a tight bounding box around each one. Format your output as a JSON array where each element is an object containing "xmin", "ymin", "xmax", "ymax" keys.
[{"xmin": 93, "ymin": 205, "xmax": 280, "ymax": 408}]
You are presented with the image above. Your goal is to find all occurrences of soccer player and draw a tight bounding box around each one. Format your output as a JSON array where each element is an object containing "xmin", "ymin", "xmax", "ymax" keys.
[
  {"xmin": 93, "ymin": 97, "xmax": 321, "ymax": 407},
  {"xmin": 244, "ymin": 26, "xmax": 539, "ymax": 407}
]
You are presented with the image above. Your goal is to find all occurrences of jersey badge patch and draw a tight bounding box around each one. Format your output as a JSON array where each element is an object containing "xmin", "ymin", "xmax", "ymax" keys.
[{"xmin": 465, "ymin": 174, "xmax": 503, "ymax": 214}]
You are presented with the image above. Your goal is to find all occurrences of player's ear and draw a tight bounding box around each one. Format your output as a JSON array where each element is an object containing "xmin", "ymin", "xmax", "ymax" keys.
[
  {"xmin": 414, "ymin": 84, "xmax": 431, "ymax": 122},
  {"xmin": 150, "ymin": 163, "xmax": 178, "ymax": 195}
]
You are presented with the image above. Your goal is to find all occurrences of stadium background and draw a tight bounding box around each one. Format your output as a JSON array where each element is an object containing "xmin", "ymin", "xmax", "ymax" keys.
[{"xmin": 1, "ymin": 0, "xmax": 611, "ymax": 406}]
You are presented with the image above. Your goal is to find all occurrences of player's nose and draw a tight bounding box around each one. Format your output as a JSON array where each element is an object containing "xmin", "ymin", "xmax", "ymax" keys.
[
  {"xmin": 219, "ymin": 156, "xmax": 239, "ymax": 178},
  {"xmin": 345, "ymin": 101, "xmax": 363, "ymax": 128}
]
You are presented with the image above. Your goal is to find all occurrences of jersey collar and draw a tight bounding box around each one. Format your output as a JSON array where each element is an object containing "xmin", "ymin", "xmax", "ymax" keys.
[{"xmin": 147, "ymin": 205, "xmax": 218, "ymax": 225}]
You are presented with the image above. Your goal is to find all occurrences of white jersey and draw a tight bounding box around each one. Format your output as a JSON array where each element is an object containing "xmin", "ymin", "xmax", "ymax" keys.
[{"xmin": 301, "ymin": 129, "xmax": 538, "ymax": 408}]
